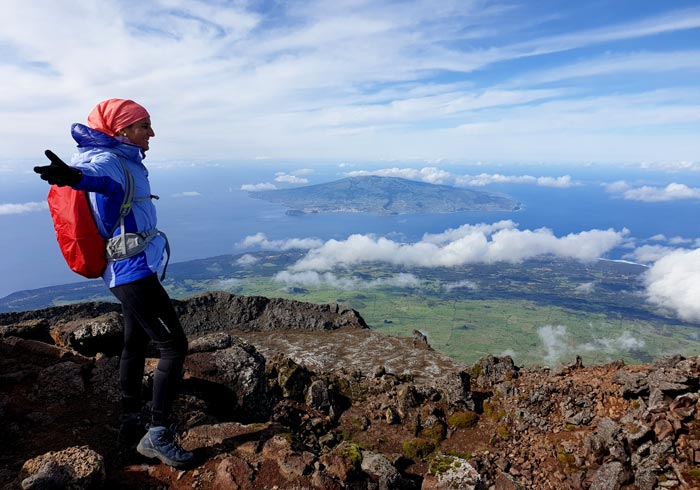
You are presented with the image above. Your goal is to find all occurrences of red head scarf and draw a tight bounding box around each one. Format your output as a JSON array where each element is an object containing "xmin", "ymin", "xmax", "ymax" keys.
[{"xmin": 87, "ymin": 98, "xmax": 150, "ymax": 137}]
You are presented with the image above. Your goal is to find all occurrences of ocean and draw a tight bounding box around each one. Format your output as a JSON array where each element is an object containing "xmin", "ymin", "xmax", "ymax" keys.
[{"xmin": 2, "ymin": 161, "xmax": 700, "ymax": 298}]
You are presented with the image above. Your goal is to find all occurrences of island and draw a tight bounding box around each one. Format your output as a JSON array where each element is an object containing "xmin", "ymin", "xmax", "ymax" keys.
[{"xmin": 248, "ymin": 175, "xmax": 520, "ymax": 215}]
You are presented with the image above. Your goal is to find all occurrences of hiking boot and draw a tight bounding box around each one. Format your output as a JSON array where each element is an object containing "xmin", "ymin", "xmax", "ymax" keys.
[
  {"xmin": 136, "ymin": 426, "xmax": 194, "ymax": 468},
  {"xmin": 118, "ymin": 412, "xmax": 146, "ymax": 445}
]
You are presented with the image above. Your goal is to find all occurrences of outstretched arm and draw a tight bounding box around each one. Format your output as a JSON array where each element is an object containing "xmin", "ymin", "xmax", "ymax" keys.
[{"xmin": 34, "ymin": 150, "xmax": 122, "ymax": 195}]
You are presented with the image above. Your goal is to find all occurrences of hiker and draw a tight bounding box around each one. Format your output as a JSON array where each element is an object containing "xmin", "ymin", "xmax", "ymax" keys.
[{"xmin": 33, "ymin": 98, "xmax": 194, "ymax": 468}]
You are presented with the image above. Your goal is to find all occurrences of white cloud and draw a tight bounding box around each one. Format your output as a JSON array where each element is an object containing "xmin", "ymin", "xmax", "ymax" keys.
[
  {"xmin": 456, "ymin": 173, "xmax": 574, "ymax": 188},
  {"xmin": 347, "ymin": 167, "xmax": 453, "ymax": 184},
  {"xmin": 347, "ymin": 167, "xmax": 574, "ymax": 188},
  {"xmin": 638, "ymin": 160, "xmax": 700, "ymax": 172},
  {"xmin": 669, "ymin": 236, "xmax": 693, "ymax": 245},
  {"xmin": 499, "ymin": 349, "xmax": 517, "ymax": 360},
  {"xmin": 240, "ymin": 233, "xmax": 325, "ymax": 251},
  {"xmin": 241, "ymin": 183, "xmax": 277, "ymax": 191},
  {"xmin": 422, "ymin": 221, "xmax": 516, "ymax": 244},
  {"xmin": 535, "ymin": 175, "xmax": 574, "ymax": 188},
  {"xmin": 236, "ymin": 254, "xmax": 258, "ymax": 266},
  {"xmin": 512, "ymin": 50, "xmax": 700, "ymax": 86},
  {"xmin": 624, "ymin": 245, "xmax": 681, "ymax": 264},
  {"xmin": 382, "ymin": 273, "xmax": 422, "ymax": 288},
  {"xmin": 574, "ymin": 282, "xmax": 595, "ymax": 294},
  {"xmin": 275, "ymin": 271, "xmax": 357, "ymax": 289},
  {"xmin": 215, "ymin": 278, "xmax": 241, "ymax": 289},
  {"xmin": 578, "ymin": 331, "xmax": 645, "ymax": 353},
  {"xmin": 538, "ymin": 325, "xmax": 646, "ymax": 366},
  {"xmin": 274, "ymin": 271, "xmax": 421, "ymax": 290},
  {"xmin": 644, "ymin": 248, "xmax": 700, "ymax": 322},
  {"xmin": 443, "ymin": 280, "xmax": 478, "ymax": 292},
  {"xmin": 0, "ymin": 201, "xmax": 48, "ymax": 215},
  {"xmin": 287, "ymin": 222, "xmax": 626, "ymax": 272},
  {"xmin": 171, "ymin": 191, "xmax": 201, "ymax": 198},
  {"xmin": 605, "ymin": 180, "xmax": 700, "ymax": 202},
  {"xmin": 1, "ymin": 3, "xmax": 698, "ymax": 163},
  {"xmin": 604, "ymin": 180, "xmax": 700, "ymax": 202},
  {"xmin": 602, "ymin": 180, "xmax": 631, "ymax": 193},
  {"xmin": 275, "ymin": 173, "xmax": 309, "ymax": 184},
  {"xmin": 621, "ymin": 183, "xmax": 700, "ymax": 202},
  {"xmin": 538, "ymin": 325, "xmax": 569, "ymax": 366},
  {"xmin": 293, "ymin": 168, "xmax": 315, "ymax": 176}
]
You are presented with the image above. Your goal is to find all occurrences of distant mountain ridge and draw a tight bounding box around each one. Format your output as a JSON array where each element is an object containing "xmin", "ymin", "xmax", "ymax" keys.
[{"xmin": 250, "ymin": 176, "xmax": 520, "ymax": 215}]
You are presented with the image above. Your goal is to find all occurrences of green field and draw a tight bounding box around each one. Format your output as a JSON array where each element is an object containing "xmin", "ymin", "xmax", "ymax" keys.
[
  {"xmin": 3, "ymin": 252, "xmax": 700, "ymax": 368},
  {"xmin": 162, "ymin": 256, "xmax": 700, "ymax": 367}
]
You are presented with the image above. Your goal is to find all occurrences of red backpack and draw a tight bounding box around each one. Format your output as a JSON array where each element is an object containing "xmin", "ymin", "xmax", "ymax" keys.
[
  {"xmin": 47, "ymin": 158, "xmax": 134, "ymax": 278},
  {"xmin": 47, "ymin": 187, "xmax": 108, "ymax": 278}
]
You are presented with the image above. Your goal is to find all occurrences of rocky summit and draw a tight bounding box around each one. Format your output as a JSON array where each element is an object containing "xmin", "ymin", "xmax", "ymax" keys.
[{"xmin": 2, "ymin": 291, "xmax": 700, "ymax": 489}]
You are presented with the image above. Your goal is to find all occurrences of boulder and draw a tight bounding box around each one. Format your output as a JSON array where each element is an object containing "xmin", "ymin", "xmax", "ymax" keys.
[
  {"xmin": 50, "ymin": 312, "xmax": 123, "ymax": 356},
  {"xmin": 471, "ymin": 355, "xmax": 518, "ymax": 391},
  {"xmin": 361, "ymin": 450, "xmax": 411, "ymax": 490},
  {"xmin": 188, "ymin": 331, "xmax": 235, "ymax": 353},
  {"xmin": 0, "ymin": 319, "xmax": 52, "ymax": 343},
  {"xmin": 175, "ymin": 291, "xmax": 368, "ymax": 335},
  {"xmin": 185, "ymin": 338, "xmax": 271, "ymax": 422},
  {"xmin": 588, "ymin": 461, "xmax": 629, "ymax": 490},
  {"xmin": 422, "ymin": 455, "xmax": 484, "ymax": 490},
  {"xmin": 20, "ymin": 446, "xmax": 105, "ymax": 490}
]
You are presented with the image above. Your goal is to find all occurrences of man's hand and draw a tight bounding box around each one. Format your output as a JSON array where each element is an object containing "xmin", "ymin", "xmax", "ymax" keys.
[{"xmin": 34, "ymin": 150, "xmax": 82, "ymax": 187}]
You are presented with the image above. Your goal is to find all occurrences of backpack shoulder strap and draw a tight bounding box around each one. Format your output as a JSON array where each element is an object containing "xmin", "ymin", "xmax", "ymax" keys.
[{"xmin": 111, "ymin": 155, "xmax": 136, "ymax": 255}]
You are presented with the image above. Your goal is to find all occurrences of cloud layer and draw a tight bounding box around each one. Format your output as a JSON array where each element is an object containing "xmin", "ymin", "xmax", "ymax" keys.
[{"xmin": 239, "ymin": 221, "xmax": 627, "ymax": 275}]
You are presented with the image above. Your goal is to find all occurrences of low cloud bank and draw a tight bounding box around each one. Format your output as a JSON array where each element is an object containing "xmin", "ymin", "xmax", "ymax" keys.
[
  {"xmin": 644, "ymin": 248, "xmax": 700, "ymax": 322},
  {"xmin": 241, "ymin": 221, "xmax": 700, "ymax": 325},
  {"xmin": 288, "ymin": 221, "xmax": 626, "ymax": 272}
]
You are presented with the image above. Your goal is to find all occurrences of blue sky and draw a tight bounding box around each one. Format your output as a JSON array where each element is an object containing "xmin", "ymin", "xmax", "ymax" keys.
[{"xmin": 1, "ymin": 0, "xmax": 699, "ymax": 166}]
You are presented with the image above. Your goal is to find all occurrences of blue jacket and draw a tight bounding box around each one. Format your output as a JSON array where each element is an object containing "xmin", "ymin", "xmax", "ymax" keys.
[{"xmin": 70, "ymin": 123, "xmax": 167, "ymax": 288}]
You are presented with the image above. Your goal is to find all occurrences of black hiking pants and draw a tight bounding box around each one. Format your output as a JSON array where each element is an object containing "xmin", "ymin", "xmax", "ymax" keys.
[{"xmin": 110, "ymin": 273, "xmax": 188, "ymax": 427}]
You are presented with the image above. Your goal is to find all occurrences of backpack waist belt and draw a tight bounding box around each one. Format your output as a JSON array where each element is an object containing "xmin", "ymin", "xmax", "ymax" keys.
[{"xmin": 105, "ymin": 229, "xmax": 170, "ymax": 280}]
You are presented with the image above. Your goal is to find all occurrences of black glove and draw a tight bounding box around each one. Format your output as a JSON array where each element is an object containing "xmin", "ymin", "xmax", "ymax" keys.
[{"xmin": 34, "ymin": 150, "xmax": 82, "ymax": 187}]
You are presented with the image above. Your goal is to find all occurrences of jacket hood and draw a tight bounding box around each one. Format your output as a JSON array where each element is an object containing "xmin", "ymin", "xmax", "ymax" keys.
[
  {"xmin": 71, "ymin": 123, "xmax": 120, "ymax": 148},
  {"xmin": 71, "ymin": 123, "xmax": 145, "ymax": 160}
]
